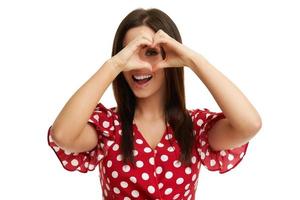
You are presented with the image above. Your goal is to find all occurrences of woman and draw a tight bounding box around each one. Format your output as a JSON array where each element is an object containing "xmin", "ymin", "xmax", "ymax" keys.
[{"xmin": 47, "ymin": 8, "xmax": 262, "ymax": 200}]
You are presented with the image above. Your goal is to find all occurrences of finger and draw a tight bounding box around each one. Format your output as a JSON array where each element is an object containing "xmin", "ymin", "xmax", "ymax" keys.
[
  {"xmin": 127, "ymin": 36, "xmax": 153, "ymax": 52},
  {"xmin": 152, "ymin": 60, "xmax": 167, "ymax": 72},
  {"xmin": 138, "ymin": 61, "xmax": 153, "ymax": 72}
]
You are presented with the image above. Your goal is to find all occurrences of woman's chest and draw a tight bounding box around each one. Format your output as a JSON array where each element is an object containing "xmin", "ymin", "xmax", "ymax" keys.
[{"xmin": 99, "ymin": 126, "xmax": 201, "ymax": 189}]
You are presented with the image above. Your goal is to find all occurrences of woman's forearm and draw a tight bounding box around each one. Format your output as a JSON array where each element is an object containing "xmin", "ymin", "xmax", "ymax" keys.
[
  {"xmin": 50, "ymin": 59, "xmax": 121, "ymax": 144},
  {"xmin": 188, "ymin": 52, "xmax": 262, "ymax": 134}
]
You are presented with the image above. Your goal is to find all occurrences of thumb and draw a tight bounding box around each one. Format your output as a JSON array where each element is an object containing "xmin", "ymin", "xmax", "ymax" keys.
[
  {"xmin": 152, "ymin": 60, "xmax": 167, "ymax": 72},
  {"xmin": 140, "ymin": 61, "xmax": 153, "ymax": 72}
]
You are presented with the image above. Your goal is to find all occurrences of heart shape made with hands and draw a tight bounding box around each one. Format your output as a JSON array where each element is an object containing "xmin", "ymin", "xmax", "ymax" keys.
[
  {"xmin": 123, "ymin": 29, "xmax": 189, "ymax": 72},
  {"xmin": 140, "ymin": 30, "xmax": 188, "ymax": 71}
]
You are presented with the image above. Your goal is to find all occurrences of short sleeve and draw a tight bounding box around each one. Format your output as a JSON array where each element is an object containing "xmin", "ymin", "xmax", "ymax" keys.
[
  {"xmin": 191, "ymin": 108, "xmax": 249, "ymax": 174},
  {"xmin": 47, "ymin": 102, "xmax": 116, "ymax": 173}
]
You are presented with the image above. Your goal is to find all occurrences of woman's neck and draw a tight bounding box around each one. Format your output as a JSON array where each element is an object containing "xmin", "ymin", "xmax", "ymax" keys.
[{"xmin": 134, "ymin": 93, "xmax": 165, "ymax": 122}]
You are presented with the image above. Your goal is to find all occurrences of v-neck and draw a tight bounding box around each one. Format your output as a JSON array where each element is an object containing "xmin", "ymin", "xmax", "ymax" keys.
[{"xmin": 133, "ymin": 121, "xmax": 169, "ymax": 151}]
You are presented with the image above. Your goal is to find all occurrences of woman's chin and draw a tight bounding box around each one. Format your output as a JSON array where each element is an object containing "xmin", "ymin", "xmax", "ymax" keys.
[{"xmin": 133, "ymin": 91, "xmax": 151, "ymax": 99}]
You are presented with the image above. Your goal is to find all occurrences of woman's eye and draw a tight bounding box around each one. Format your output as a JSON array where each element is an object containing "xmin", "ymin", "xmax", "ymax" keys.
[{"xmin": 145, "ymin": 48, "xmax": 158, "ymax": 56}]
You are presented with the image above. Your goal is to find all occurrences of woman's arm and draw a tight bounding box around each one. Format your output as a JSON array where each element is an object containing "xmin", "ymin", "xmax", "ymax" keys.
[
  {"xmin": 188, "ymin": 52, "xmax": 262, "ymax": 151},
  {"xmin": 50, "ymin": 59, "xmax": 121, "ymax": 150},
  {"xmin": 151, "ymin": 29, "xmax": 261, "ymax": 150},
  {"xmin": 50, "ymin": 34, "xmax": 154, "ymax": 152}
]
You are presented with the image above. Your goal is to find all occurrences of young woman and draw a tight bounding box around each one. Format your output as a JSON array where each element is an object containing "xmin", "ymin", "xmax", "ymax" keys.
[{"xmin": 47, "ymin": 8, "xmax": 262, "ymax": 200}]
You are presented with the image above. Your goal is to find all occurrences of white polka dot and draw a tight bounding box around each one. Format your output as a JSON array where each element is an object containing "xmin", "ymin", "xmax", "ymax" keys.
[
  {"xmin": 192, "ymin": 174, "xmax": 197, "ymax": 181},
  {"xmin": 114, "ymin": 119, "xmax": 119, "ymax": 125},
  {"xmin": 105, "ymin": 183, "xmax": 110, "ymax": 190},
  {"xmin": 184, "ymin": 189, "xmax": 190, "ymax": 197},
  {"xmin": 97, "ymin": 154, "xmax": 104, "ymax": 161},
  {"xmin": 88, "ymin": 164, "xmax": 94, "ymax": 170},
  {"xmin": 176, "ymin": 177, "xmax": 184, "ymax": 185},
  {"xmin": 131, "ymin": 190, "xmax": 139, "ymax": 198},
  {"xmin": 122, "ymin": 165, "xmax": 130, "ymax": 172},
  {"xmin": 227, "ymin": 164, "xmax": 233, "ymax": 169},
  {"xmin": 93, "ymin": 114, "xmax": 99, "ymax": 121},
  {"xmin": 164, "ymin": 188, "xmax": 173, "ymax": 195},
  {"xmin": 157, "ymin": 142, "xmax": 164, "ymax": 147},
  {"xmin": 136, "ymin": 139, "xmax": 143, "ymax": 144},
  {"xmin": 167, "ymin": 147, "xmax": 175, "ymax": 152},
  {"xmin": 156, "ymin": 166, "xmax": 163, "ymax": 174},
  {"xmin": 185, "ymin": 167, "xmax": 192, "ymax": 174},
  {"xmin": 129, "ymin": 176, "xmax": 137, "ymax": 183},
  {"xmin": 124, "ymin": 197, "xmax": 130, "ymax": 200},
  {"xmin": 161, "ymin": 155, "xmax": 168, "ymax": 162},
  {"xmin": 113, "ymin": 187, "xmax": 120, "ymax": 194},
  {"xmin": 116, "ymin": 154, "xmax": 123, "ymax": 161},
  {"xmin": 200, "ymin": 152, "xmax": 206, "ymax": 160},
  {"xmin": 120, "ymin": 181, "xmax": 128, "ymax": 188},
  {"xmin": 103, "ymin": 121, "xmax": 110, "ymax": 128},
  {"xmin": 71, "ymin": 159, "xmax": 78, "ymax": 166},
  {"xmin": 165, "ymin": 134, "xmax": 173, "ymax": 140},
  {"xmin": 158, "ymin": 182, "xmax": 164, "ymax": 189},
  {"xmin": 197, "ymin": 119, "xmax": 204, "ymax": 126},
  {"xmin": 112, "ymin": 144, "xmax": 119, "ymax": 151},
  {"xmin": 185, "ymin": 183, "xmax": 190, "ymax": 190},
  {"xmin": 62, "ymin": 160, "xmax": 68, "ymax": 166},
  {"xmin": 187, "ymin": 194, "xmax": 192, "ymax": 200},
  {"xmin": 197, "ymin": 162, "xmax": 201, "ymax": 169},
  {"xmin": 191, "ymin": 156, "xmax": 196, "ymax": 164},
  {"xmin": 173, "ymin": 193, "xmax": 180, "ymax": 199},
  {"xmin": 149, "ymin": 157, "xmax": 154, "ymax": 165},
  {"xmin": 112, "ymin": 171, "xmax": 118, "ymax": 178},
  {"xmin": 165, "ymin": 171, "xmax": 173, "ymax": 179},
  {"xmin": 53, "ymin": 146, "xmax": 60, "ymax": 152},
  {"xmin": 107, "ymin": 140, "xmax": 114, "ymax": 147},
  {"xmin": 133, "ymin": 150, "xmax": 138, "ymax": 156},
  {"xmin": 148, "ymin": 185, "xmax": 155, "ymax": 194},
  {"xmin": 228, "ymin": 154, "xmax": 234, "ymax": 161},
  {"xmin": 104, "ymin": 189, "xmax": 108, "ymax": 197},
  {"xmin": 144, "ymin": 147, "xmax": 152, "ymax": 153},
  {"xmin": 142, "ymin": 172, "xmax": 149, "ymax": 180},
  {"xmin": 210, "ymin": 159, "xmax": 216, "ymax": 166},
  {"xmin": 201, "ymin": 141, "xmax": 206, "ymax": 146},
  {"xmin": 240, "ymin": 152, "xmax": 245, "ymax": 158},
  {"xmin": 173, "ymin": 160, "xmax": 181, "ymax": 168},
  {"xmin": 220, "ymin": 150, "xmax": 227, "ymax": 156},
  {"xmin": 136, "ymin": 160, "xmax": 144, "ymax": 168},
  {"xmin": 206, "ymin": 150, "xmax": 210, "ymax": 156},
  {"xmin": 107, "ymin": 160, "xmax": 112, "ymax": 168}
]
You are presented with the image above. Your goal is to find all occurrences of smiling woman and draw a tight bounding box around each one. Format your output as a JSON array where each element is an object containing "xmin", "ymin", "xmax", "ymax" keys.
[{"xmin": 47, "ymin": 7, "xmax": 261, "ymax": 200}]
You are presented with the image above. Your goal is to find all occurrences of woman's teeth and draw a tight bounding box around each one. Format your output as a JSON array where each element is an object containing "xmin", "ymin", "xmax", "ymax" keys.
[
  {"xmin": 133, "ymin": 74, "xmax": 152, "ymax": 80},
  {"xmin": 132, "ymin": 74, "xmax": 153, "ymax": 84}
]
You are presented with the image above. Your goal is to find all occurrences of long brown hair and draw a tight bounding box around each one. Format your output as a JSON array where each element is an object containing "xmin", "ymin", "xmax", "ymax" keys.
[{"xmin": 111, "ymin": 8, "xmax": 194, "ymax": 165}]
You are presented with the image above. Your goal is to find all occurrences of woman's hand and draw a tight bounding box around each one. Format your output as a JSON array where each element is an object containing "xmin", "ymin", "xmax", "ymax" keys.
[
  {"xmin": 150, "ymin": 29, "xmax": 197, "ymax": 71},
  {"xmin": 110, "ymin": 35, "xmax": 154, "ymax": 72}
]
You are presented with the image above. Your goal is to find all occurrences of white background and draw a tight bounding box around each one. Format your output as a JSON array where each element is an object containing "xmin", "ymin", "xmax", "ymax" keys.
[{"xmin": 0, "ymin": 0, "xmax": 299, "ymax": 199}]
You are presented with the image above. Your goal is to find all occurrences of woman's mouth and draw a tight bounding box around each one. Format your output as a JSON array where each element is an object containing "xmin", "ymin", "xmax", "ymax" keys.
[{"xmin": 132, "ymin": 74, "xmax": 153, "ymax": 87}]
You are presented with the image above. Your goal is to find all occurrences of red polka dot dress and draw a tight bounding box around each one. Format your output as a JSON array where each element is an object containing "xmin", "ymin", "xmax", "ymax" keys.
[{"xmin": 47, "ymin": 103, "xmax": 249, "ymax": 200}]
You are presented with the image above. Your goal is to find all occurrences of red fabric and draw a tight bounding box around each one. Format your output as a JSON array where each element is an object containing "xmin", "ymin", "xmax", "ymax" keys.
[{"xmin": 48, "ymin": 103, "xmax": 248, "ymax": 200}]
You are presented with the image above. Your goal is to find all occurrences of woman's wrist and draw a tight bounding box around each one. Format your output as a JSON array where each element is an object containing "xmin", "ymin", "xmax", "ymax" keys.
[{"xmin": 106, "ymin": 57, "xmax": 124, "ymax": 75}]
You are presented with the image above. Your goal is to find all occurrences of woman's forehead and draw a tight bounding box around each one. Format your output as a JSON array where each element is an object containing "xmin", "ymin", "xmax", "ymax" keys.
[{"xmin": 123, "ymin": 26, "xmax": 155, "ymax": 46}]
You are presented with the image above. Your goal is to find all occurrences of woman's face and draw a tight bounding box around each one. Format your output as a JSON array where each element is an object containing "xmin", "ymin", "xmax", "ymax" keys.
[{"xmin": 122, "ymin": 25, "xmax": 166, "ymax": 99}]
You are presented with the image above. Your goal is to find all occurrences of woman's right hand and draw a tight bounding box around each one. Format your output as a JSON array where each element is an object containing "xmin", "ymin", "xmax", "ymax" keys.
[{"xmin": 110, "ymin": 35, "xmax": 154, "ymax": 72}]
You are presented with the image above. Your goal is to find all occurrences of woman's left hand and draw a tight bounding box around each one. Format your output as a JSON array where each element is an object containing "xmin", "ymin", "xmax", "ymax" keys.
[{"xmin": 150, "ymin": 29, "xmax": 196, "ymax": 71}]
